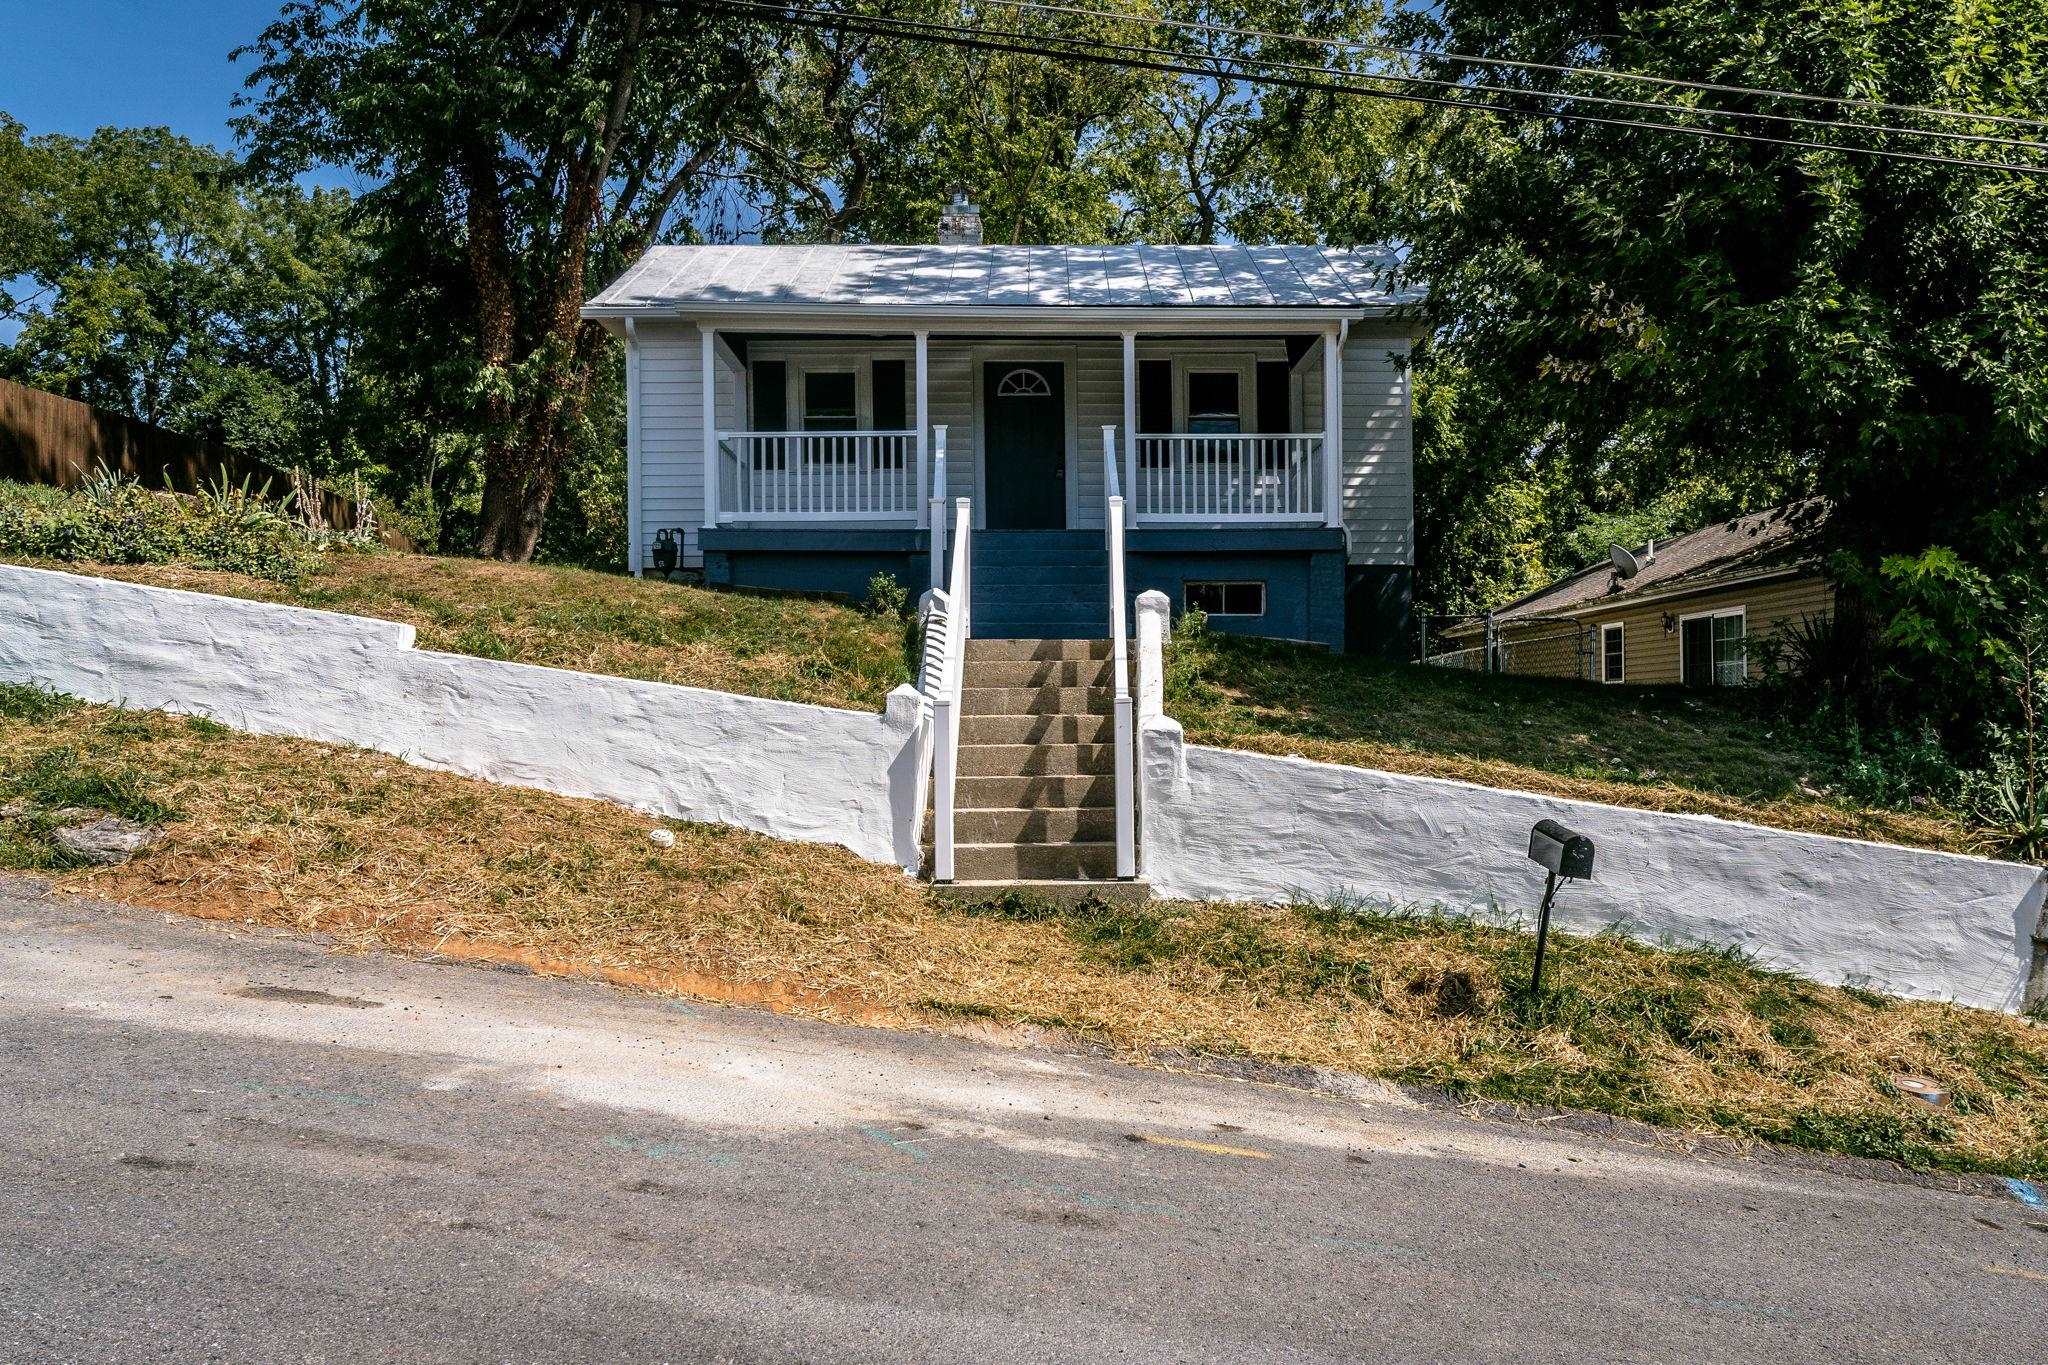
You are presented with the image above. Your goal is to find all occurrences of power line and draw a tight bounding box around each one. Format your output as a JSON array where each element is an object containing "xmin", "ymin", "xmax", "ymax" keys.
[
  {"xmin": 692, "ymin": 1, "xmax": 2048, "ymax": 176},
  {"xmin": 981, "ymin": 0, "xmax": 2048, "ymax": 136},
  {"xmin": 968, "ymin": 0, "xmax": 2048, "ymax": 157}
]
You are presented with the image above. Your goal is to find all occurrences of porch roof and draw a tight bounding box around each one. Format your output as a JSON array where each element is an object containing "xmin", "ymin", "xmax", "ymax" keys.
[{"xmin": 583, "ymin": 244, "xmax": 1421, "ymax": 320}]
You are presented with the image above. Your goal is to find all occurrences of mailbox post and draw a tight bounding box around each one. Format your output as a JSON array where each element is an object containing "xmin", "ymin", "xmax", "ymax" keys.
[{"xmin": 1525, "ymin": 819, "xmax": 1595, "ymax": 994}]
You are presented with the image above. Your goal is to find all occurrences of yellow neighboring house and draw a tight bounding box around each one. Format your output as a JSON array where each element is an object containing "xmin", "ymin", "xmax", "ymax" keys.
[{"xmin": 1440, "ymin": 502, "xmax": 1834, "ymax": 686}]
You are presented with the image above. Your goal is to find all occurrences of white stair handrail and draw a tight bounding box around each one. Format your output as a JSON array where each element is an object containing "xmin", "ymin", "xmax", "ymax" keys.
[
  {"xmin": 1103, "ymin": 425, "xmax": 1136, "ymax": 880},
  {"xmin": 931, "ymin": 493, "xmax": 972, "ymax": 882}
]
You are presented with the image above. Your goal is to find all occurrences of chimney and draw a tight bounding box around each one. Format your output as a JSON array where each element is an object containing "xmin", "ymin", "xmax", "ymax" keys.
[{"xmin": 938, "ymin": 190, "xmax": 982, "ymax": 246}]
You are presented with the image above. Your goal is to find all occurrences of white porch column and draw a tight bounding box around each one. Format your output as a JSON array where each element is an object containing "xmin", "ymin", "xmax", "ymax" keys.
[
  {"xmin": 624, "ymin": 318, "xmax": 642, "ymax": 575},
  {"xmin": 1322, "ymin": 324, "xmax": 1343, "ymax": 529},
  {"xmin": 914, "ymin": 329, "xmax": 930, "ymax": 527},
  {"xmin": 1121, "ymin": 330, "xmax": 1138, "ymax": 506},
  {"xmin": 700, "ymin": 324, "xmax": 719, "ymax": 530}
]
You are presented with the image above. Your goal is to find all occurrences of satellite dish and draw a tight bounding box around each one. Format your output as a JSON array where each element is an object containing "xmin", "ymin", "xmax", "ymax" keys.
[{"xmin": 1609, "ymin": 543, "xmax": 1642, "ymax": 579}]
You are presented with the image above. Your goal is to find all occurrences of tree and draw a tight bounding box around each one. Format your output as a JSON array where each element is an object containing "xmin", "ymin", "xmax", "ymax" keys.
[
  {"xmin": 237, "ymin": 1, "xmax": 771, "ymax": 560},
  {"xmin": 0, "ymin": 115, "xmax": 367, "ymax": 474},
  {"xmin": 1383, "ymin": 0, "xmax": 2048, "ymax": 723}
]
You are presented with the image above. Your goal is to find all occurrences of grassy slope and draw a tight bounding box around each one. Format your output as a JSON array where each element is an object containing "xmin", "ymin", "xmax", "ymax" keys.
[
  {"xmin": 1166, "ymin": 629, "xmax": 1976, "ymax": 854},
  {"xmin": 11, "ymin": 551, "xmax": 912, "ymax": 712},
  {"xmin": 5, "ymin": 686, "xmax": 2043, "ymax": 1180}
]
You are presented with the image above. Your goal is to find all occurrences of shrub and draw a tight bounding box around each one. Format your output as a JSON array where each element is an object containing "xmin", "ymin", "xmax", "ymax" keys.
[
  {"xmin": 864, "ymin": 571, "xmax": 908, "ymax": 619},
  {"xmin": 0, "ymin": 474, "xmax": 320, "ymax": 582}
]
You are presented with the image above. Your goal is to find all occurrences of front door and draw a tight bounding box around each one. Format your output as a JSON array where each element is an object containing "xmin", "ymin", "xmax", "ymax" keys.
[
  {"xmin": 983, "ymin": 362, "xmax": 1066, "ymax": 529},
  {"xmin": 1681, "ymin": 617, "xmax": 1714, "ymax": 687}
]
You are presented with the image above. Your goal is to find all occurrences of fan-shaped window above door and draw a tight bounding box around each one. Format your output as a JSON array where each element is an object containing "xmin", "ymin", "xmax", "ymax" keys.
[{"xmin": 995, "ymin": 368, "xmax": 1052, "ymax": 399}]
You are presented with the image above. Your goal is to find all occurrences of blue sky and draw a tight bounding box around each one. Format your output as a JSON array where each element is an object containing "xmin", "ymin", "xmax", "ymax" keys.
[{"xmin": 0, "ymin": 0, "xmax": 290, "ymax": 150}]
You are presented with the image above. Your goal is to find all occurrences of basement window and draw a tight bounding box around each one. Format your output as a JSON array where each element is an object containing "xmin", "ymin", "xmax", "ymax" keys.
[{"xmin": 1185, "ymin": 581, "xmax": 1265, "ymax": 617}]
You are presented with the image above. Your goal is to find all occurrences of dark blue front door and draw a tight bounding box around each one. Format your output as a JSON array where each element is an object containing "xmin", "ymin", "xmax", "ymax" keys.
[{"xmin": 984, "ymin": 362, "xmax": 1065, "ymax": 530}]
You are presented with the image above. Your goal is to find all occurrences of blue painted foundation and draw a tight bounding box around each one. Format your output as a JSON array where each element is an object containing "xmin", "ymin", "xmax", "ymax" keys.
[
  {"xmin": 1124, "ymin": 528, "xmax": 1348, "ymax": 652},
  {"xmin": 699, "ymin": 529, "xmax": 930, "ymax": 604},
  {"xmin": 691, "ymin": 525, "xmax": 1409, "ymax": 654}
]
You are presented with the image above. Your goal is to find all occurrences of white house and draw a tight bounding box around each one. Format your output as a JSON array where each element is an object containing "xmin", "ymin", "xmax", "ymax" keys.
[{"xmin": 582, "ymin": 196, "xmax": 1425, "ymax": 654}]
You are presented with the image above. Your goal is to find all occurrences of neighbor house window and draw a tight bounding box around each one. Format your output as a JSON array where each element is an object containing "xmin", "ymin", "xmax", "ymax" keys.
[
  {"xmin": 1185, "ymin": 371, "xmax": 1242, "ymax": 434},
  {"xmin": 1185, "ymin": 581, "xmax": 1265, "ymax": 617},
  {"xmin": 1601, "ymin": 623, "xmax": 1624, "ymax": 683},
  {"xmin": 1681, "ymin": 607, "xmax": 1747, "ymax": 687}
]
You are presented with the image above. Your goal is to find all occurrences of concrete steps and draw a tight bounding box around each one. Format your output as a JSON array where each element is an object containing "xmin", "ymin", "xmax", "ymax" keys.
[{"xmin": 932, "ymin": 635, "xmax": 1142, "ymax": 898}]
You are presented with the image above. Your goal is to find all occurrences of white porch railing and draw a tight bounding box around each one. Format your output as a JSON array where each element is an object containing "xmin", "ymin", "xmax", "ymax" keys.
[
  {"xmin": 1103, "ymin": 426, "xmax": 1136, "ymax": 880},
  {"xmin": 929, "ymin": 495, "xmax": 972, "ymax": 882},
  {"xmin": 1130, "ymin": 434, "xmax": 1326, "ymax": 523},
  {"xmin": 716, "ymin": 431, "xmax": 921, "ymax": 522}
]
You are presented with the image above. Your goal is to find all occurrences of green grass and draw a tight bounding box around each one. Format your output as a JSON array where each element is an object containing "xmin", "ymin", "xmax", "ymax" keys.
[{"xmin": 1164, "ymin": 626, "xmax": 1976, "ymax": 853}]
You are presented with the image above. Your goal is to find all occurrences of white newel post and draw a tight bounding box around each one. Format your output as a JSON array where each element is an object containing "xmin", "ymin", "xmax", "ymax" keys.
[
  {"xmin": 1135, "ymin": 589, "xmax": 1169, "ymax": 724},
  {"xmin": 928, "ymin": 425, "xmax": 949, "ymax": 593},
  {"xmin": 914, "ymin": 330, "xmax": 930, "ymax": 526},
  {"xmin": 1322, "ymin": 324, "xmax": 1343, "ymax": 529},
  {"xmin": 701, "ymin": 324, "xmax": 719, "ymax": 530},
  {"xmin": 624, "ymin": 318, "xmax": 642, "ymax": 575}
]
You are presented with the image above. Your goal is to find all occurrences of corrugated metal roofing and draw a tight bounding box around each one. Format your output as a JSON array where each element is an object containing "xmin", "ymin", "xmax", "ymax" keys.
[{"xmin": 584, "ymin": 243, "xmax": 1419, "ymax": 313}]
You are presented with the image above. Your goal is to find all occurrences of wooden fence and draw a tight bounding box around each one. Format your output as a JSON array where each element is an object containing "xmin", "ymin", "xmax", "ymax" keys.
[{"xmin": 0, "ymin": 377, "xmax": 409, "ymax": 546}]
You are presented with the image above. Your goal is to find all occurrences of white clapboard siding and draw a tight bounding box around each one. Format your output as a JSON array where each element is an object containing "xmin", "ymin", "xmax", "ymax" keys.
[
  {"xmin": 1340, "ymin": 331, "xmax": 1414, "ymax": 567},
  {"xmin": 634, "ymin": 320, "xmax": 741, "ymax": 567}
]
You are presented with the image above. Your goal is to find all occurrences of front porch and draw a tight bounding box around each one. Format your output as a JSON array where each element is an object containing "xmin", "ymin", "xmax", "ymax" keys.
[
  {"xmin": 666, "ymin": 325, "xmax": 1355, "ymax": 649},
  {"xmin": 685, "ymin": 326, "xmax": 1349, "ymax": 537}
]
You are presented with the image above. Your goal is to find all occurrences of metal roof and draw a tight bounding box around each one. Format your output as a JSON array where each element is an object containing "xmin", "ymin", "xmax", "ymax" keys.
[{"xmin": 583, "ymin": 244, "xmax": 1420, "ymax": 315}]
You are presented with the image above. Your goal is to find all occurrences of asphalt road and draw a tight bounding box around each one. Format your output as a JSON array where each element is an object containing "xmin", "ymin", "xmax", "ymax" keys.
[{"xmin": 2, "ymin": 876, "xmax": 2044, "ymax": 1363}]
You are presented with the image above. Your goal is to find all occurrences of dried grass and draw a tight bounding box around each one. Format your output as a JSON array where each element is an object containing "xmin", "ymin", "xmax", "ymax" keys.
[{"xmin": 5, "ymin": 697, "xmax": 2043, "ymax": 1179}]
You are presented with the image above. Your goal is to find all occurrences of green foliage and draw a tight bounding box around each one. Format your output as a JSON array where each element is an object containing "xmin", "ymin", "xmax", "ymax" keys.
[
  {"xmin": 0, "ymin": 477, "xmax": 320, "ymax": 582},
  {"xmin": 863, "ymin": 572, "xmax": 909, "ymax": 620},
  {"xmin": 0, "ymin": 683, "xmax": 80, "ymax": 723},
  {"xmin": 0, "ymin": 115, "xmax": 369, "ymax": 475},
  {"xmin": 1387, "ymin": 1, "xmax": 2048, "ymax": 727}
]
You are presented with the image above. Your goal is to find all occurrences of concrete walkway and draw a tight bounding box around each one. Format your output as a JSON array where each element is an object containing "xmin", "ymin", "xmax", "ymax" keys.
[{"xmin": 1, "ymin": 876, "xmax": 2042, "ymax": 1362}]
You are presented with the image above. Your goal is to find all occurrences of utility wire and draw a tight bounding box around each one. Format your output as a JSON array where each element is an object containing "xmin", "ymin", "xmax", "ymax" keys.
[
  {"xmin": 692, "ymin": 0, "xmax": 2048, "ymax": 176},
  {"xmin": 981, "ymin": 0, "xmax": 2048, "ymax": 136},
  {"xmin": 965, "ymin": 0, "xmax": 2048, "ymax": 156}
]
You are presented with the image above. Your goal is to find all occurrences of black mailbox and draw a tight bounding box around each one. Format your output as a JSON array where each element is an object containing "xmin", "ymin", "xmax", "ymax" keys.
[
  {"xmin": 1528, "ymin": 818, "xmax": 1595, "ymax": 881},
  {"xmin": 1523, "ymin": 819, "xmax": 1595, "ymax": 995}
]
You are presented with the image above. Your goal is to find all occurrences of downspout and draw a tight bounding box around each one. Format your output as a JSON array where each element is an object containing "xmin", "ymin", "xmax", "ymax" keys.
[{"xmin": 624, "ymin": 317, "xmax": 642, "ymax": 576}]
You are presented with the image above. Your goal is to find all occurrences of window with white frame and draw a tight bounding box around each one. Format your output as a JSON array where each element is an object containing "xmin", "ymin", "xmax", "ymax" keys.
[
  {"xmin": 1185, "ymin": 581, "xmax": 1265, "ymax": 617},
  {"xmin": 1601, "ymin": 623, "xmax": 1624, "ymax": 683}
]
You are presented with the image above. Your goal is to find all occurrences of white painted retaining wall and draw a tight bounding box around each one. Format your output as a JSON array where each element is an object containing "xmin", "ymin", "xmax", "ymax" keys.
[
  {"xmin": 1132, "ymin": 594, "xmax": 2047, "ymax": 1013},
  {"xmin": 0, "ymin": 565, "xmax": 926, "ymax": 870}
]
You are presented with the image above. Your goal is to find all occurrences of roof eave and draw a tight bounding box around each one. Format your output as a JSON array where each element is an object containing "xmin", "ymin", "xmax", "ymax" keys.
[{"xmin": 580, "ymin": 301, "xmax": 1423, "ymax": 330}]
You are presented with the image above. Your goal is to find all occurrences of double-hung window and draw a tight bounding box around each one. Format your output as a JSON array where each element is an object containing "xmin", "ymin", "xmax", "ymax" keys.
[{"xmin": 1185, "ymin": 371, "xmax": 1242, "ymax": 435}]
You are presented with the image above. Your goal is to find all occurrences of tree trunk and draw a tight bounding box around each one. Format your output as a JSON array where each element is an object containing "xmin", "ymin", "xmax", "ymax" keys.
[{"xmin": 475, "ymin": 437, "xmax": 558, "ymax": 561}]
